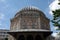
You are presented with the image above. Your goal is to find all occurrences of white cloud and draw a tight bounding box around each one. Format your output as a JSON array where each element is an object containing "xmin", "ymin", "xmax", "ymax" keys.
[
  {"xmin": 49, "ymin": 0, "xmax": 60, "ymax": 15},
  {"xmin": 49, "ymin": 10, "xmax": 53, "ymax": 15},
  {"xmin": 54, "ymin": 27, "xmax": 58, "ymax": 30},
  {"xmin": 52, "ymin": 33, "xmax": 58, "ymax": 37},
  {"xmin": 0, "ymin": 13, "xmax": 5, "ymax": 19}
]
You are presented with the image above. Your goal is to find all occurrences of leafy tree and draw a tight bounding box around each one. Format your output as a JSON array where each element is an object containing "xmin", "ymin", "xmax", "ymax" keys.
[
  {"xmin": 58, "ymin": 0, "xmax": 60, "ymax": 5},
  {"xmin": 58, "ymin": 32, "xmax": 60, "ymax": 35},
  {"xmin": 52, "ymin": 9, "xmax": 60, "ymax": 30},
  {"xmin": 57, "ymin": 32, "xmax": 60, "ymax": 40},
  {"xmin": 52, "ymin": 1, "xmax": 60, "ymax": 30}
]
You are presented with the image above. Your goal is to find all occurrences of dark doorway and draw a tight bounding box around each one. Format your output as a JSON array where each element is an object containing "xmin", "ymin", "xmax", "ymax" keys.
[
  {"xmin": 27, "ymin": 35, "xmax": 33, "ymax": 40},
  {"xmin": 35, "ymin": 35, "xmax": 43, "ymax": 40},
  {"xmin": 18, "ymin": 35, "xmax": 25, "ymax": 40}
]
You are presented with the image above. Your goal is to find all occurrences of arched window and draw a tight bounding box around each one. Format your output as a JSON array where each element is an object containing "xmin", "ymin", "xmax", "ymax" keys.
[
  {"xmin": 18, "ymin": 35, "xmax": 25, "ymax": 40},
  {"xmin": 35, "ymin": 35, "xmax": 43, "ymax": 40},
  {"xmin": 27, "ymin": 35, "xmax": 33, "ymax": 40}
]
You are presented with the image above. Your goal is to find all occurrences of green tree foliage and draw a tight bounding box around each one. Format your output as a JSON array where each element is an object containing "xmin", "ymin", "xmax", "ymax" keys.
[
  {"xmin": 58, "ymin": 32, "xmax": 60, "ymax": 35},
  {"xmin": 57, "ymin": 32, "xmax": 60, "ymax": 38},
  {"xmin": 52, "ymin": 0, "xmax": 60, "ymax": 30},
  {"xmin": 52, "ymin": 9, "xmax": 60, "ymax": 29},
  {"xmin": 58, "ymin": 0, "xmax": 60, "ymax": 5}
]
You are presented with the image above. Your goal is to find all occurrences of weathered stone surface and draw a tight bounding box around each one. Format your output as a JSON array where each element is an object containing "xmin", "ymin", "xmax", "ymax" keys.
[{"xmin": 8, "ymin": 6, "xmax": 52, "ymax": 40}]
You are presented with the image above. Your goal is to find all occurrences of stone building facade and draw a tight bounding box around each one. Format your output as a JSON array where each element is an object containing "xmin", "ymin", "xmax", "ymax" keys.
[
  {"xmin": 0, "ymin": 29, "xmax": 9, "ymax": 40},
  {"xmin": 8, "ymin": 6, "xmax": 52, "ymax": 40}
]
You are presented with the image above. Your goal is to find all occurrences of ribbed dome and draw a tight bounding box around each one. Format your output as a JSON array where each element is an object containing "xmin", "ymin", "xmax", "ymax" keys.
[
  {"xmin": 21, "ymin": 6, "xmax": 40, "ymax": 11},
  {"xmin": 15, "ymin": 6, "xmax": 46, "ymax": 18}
]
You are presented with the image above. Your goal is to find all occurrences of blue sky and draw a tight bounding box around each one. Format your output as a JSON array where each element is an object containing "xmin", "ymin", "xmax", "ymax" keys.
[{"xmin": 0, "ymin": 0, "xmax": 59, "ymax": 33}]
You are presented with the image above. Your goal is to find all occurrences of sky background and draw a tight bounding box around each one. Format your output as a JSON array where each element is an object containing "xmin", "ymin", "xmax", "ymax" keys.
[{"xmin": 0, "ymin": 0, "xmax": 60, "ymax": 36}]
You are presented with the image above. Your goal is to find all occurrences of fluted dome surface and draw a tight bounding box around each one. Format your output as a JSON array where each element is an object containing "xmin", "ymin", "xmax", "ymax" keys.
[
  {"xmin": 21, "ymin": 6, "xmax": 40, "ymax": 11},
  {"xmin": 15, "ymin": 6, "xmax": 46, "ymax": 18}
]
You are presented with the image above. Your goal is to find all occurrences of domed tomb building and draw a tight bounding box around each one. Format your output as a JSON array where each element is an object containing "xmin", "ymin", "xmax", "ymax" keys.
[{"xmin": 8, "ymin": 6, "xmax": 52, "ymax": 40}]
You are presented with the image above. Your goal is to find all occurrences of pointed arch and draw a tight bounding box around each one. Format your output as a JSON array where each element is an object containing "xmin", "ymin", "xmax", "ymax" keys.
[
  {"xmin": 27, "ymin": 35, "xmax": 33, "ymax": 40},
  {"xmin": 35, "ymin": 35, "xmax": 43, "ymax": 40},
  {"xmin": 18, "ymin": 35, "xmax": 25, "ymax": 40}
]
